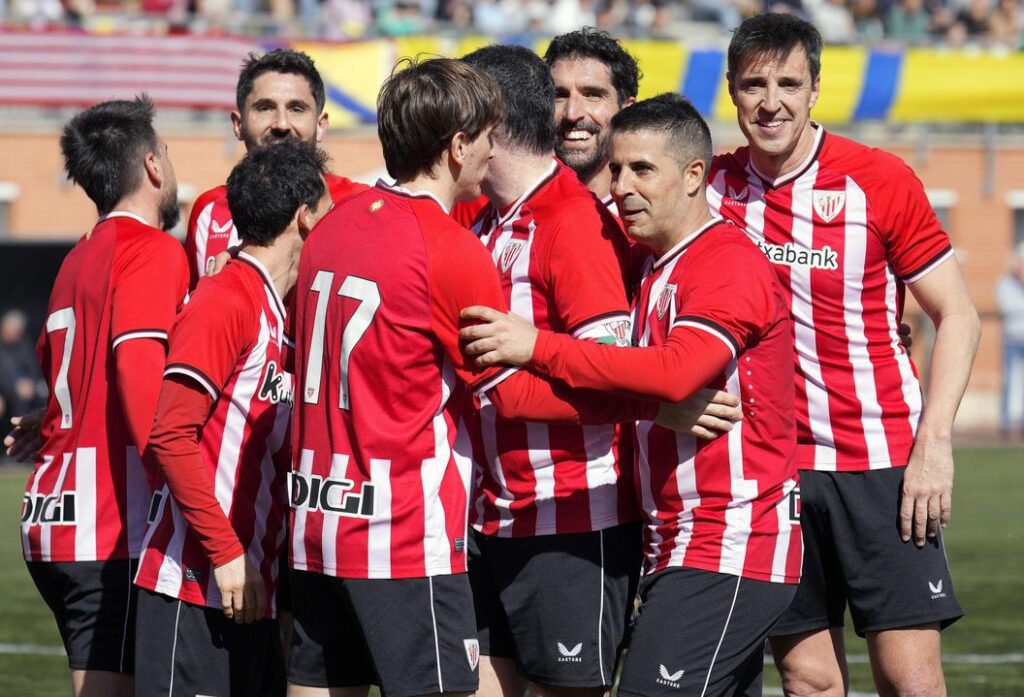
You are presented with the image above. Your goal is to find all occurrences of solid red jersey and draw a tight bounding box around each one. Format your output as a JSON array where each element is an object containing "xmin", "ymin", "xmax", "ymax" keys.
[
  {"xmin": 290, "ymin": 183, "xmax": 516, "ymax": 580},
  {"xmin": 22, "ymin": 213, "xmax": 188, "ymax": 562},
  {"xmin": 466, "ymin": 161, "xmax": 637, "ymax": 539},
  {"xmin": 184, "ymin": 173, "xmax": 367, "ymax": 290},
  {"xmin": 135, "ymin": 254, "xmax": 292, "ymax": 617},
  {"xmin": 708, "ymin": 127, "xmax": 953, "ymax": 472}
]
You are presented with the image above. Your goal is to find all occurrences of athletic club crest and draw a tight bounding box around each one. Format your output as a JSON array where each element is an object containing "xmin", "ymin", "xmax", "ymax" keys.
[
  {"xmin": 812, "ymin": 190, "xmax": 846, "ymax": 223},
  {"xmin": 464, "ymin": 639, "xmax": 480, "ymax": 671},
  {"xmin": 655, "ymin": 284, "xmax": 677, "ymax": 320},
  {"xmin": 499, "ymin": 240, "xmax": 526, "ymax": 273}
]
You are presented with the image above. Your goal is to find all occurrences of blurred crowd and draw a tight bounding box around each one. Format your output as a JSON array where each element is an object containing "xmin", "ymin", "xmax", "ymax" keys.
[
  {"xmin": 1, "ymin": 0, "xmax": 1021, "ymax": 47},
  {"xmin": 0, "ymin": 310, "xmax": 46, "ymax": 434}
]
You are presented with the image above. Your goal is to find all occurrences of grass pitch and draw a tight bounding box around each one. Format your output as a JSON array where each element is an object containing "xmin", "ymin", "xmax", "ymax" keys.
[{"xmin": 1, "ymin": 446, "xmax": 1022, "ymax": 696}]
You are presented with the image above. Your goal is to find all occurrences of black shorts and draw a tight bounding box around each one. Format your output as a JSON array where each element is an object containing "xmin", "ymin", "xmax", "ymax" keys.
[
  {"xmin": 26, "ymin": 558, "xmax": 138, "ymax": 673},
  {"xmin": 468, "ymin": 522, "xmax": 642, "ymax": 689},
  {"xmin": 134, "ymin": 589, "xmax": 285, "ymax": 697},
  {"xmin": 288, "ymin": 570, "xmax": 479, "ymax": 696},
  {"xmin": 618, "ymin": 567, "xmax": 796, "ymax": 697},
  {"xmin": 771, "ymin": 467, "xmax": 964, "ymax": 638}
]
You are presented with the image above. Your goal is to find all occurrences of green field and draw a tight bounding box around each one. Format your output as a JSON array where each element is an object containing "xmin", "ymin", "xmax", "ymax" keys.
[{"xmin": 2, "ymin": 447, "xmax": 1022, "ymax": 696}]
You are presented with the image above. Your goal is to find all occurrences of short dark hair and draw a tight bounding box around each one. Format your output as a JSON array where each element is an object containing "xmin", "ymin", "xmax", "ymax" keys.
[
  {"xmin": 236, "ymin": 49, "xmax": 326, "ymax": 113},
  {"xmin": 610, "ymin": 93, "xmax": 713, "ymax": 173},
  {"xmin": 728, "ymin": 13, "xmax": 823, "ymax": 83},
  {"xmin": 60, "ymin": 95, "xmax": 161, "ymax": 215},
  {"xmin": 377, "ymin": 58, "xmax": 502, "ymax": 183},
  {"xmin": 544, "ymin": 27, "xmax": 641, "ymax": 104},
  {"xmin": 462, "ymin": 45, "xmax": 556, "ymax": 156},
  {"xmin": 226, "ymin": 142, "xmax": 328, "ymax": 246}
]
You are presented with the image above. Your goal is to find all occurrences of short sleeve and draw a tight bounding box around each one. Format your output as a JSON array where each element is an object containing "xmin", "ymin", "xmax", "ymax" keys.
[
  {"xmin": 672, "ymin": 236, "xmax": 775, "ymax": 359},
  {"xmin": 424, "ymin": 219, "xmax": 516, "ymax": 393},
  {"xmin": 111, "ymin": 231, "xmax": 189, "ymax": 350},
  {"xmin": 541, "ymin": 202, "xmax": 631, "ymax": 340},
  {"xmin": 163, "ymin": 275, "xmax": 253, "ymax": 399},
  {"xmin": 871, "ymin": 154, "xmax": 953, "ymax": 283}
]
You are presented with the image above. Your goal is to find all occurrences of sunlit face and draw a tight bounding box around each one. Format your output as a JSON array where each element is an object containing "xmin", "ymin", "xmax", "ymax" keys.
[
  {"xmin": 729, "ymin": 45, "xmax": 820, "ymax": 178},
  {"xmin": 552, "ymin": 57, "xmax": 631, "ymax": 183},
  {"xmin": 233, "ymin": 72, "xmax": 327, "ymax": 150},
  {"xmin": 456, "ymin": 125, "xmax": 495, "ymax": 202},
  {"xmin": 156, "ymin": 138, "xmax": 180, "ymax": 231},
  {"xmin": 609, "ymin": 129, "xmax": 691, "ymax": 255}
]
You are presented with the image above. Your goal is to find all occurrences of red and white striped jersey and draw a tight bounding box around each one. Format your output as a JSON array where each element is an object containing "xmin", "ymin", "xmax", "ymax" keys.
[
  {"xmin": 291, "ymin": 183, "xmax": 516, "ymax": 579},
  {"xmin": 630, "ymin": 220, "xmax": 801, "ymax": 582},
  {"xmin": 184, "ymin": 174, "xmax": 368, "ymax": 291},
  {"xmin": 466, "ymin": 161, "xmax": 636, "ymax": 538},
  {"xmin": 22, "ymin": 213, "xmax": 188, "ymax": 562},
  {"xmin": 708, "ymin": 127, "xmax": 953, "ymax": 473},
  {"xmin": 135, "ymin": 254, "xmax": 292, "ymax": 616}
]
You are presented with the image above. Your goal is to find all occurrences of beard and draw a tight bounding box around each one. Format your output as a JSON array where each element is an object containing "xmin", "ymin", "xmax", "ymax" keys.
[
  {"xmin": 158, "ymin": 186, "xmax": 180, "ymax": 231},
  {"xmin": 241, "ymin": 129, "xmax": 304, "ymax": 150},
  {"xmin": 555, "ymin": 123, "xmax": 610, "ymax": 184}
]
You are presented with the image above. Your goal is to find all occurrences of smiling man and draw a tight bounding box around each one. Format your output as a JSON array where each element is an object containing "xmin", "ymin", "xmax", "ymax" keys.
[
  {"xmin": 708, "ymin": 13, "xmax": 980, "ymax": 697},
  {"xmin": 184, "ymin": 50, "xmax": 367, "ymax": 290},
  {"xmin": 545, "ymin": 28, "xmax": 639, "ymax": 209}
]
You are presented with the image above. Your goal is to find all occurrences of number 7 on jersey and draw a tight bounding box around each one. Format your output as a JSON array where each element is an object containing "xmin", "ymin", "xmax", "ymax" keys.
[{"xmin": 304, "ymin": 270, "xmax": 381, "ymax": 410}]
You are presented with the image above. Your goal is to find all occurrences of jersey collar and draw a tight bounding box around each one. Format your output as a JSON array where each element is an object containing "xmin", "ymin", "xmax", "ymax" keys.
[
  {"xmin": 375, "ymin": 180, "xmax": 450, "ymax": 215},
  {"xmin": 236, "ymin": 251, "xmax": 288, "ymax": 320},
  {"xmin": 99, "ymin": 211, "xmax": 151, "ymax": 227},
  {"xmin": 653, "ymin": 216, "xmax": 724, "ymax": 270},
  {"xmin": 747, "ymin": 122, "xmax": 826, "ymax": 190},
  {"xmin": 492, "ymin": 159, "xmax": 560, "ymax": 228}
]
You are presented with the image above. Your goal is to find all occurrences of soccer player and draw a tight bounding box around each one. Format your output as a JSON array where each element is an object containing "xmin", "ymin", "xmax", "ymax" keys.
[
  {"xmin": 707, "ymin": 14, "xmax": 981, "ymax": 696},
  {"xmin": 185, "ymin": 49, "xmax": 366, "ymax": 290},
  {"xmin": 461, "ymin": 93, "xmax": 803, "ymax": 697},
  {"xmin": 20, "ymin": 96, "xmax": 189, "ymax": 697},
  {"xmin": 457, "ymin": 44, "xmax": 642, "ymax": 697},
  {"xmin": 133, "ymin": 142, "xmax": 330, "ymax": 697},
  {"xmin": 546, "ymin": 28, "xmax": 638, "ymax": 209}
]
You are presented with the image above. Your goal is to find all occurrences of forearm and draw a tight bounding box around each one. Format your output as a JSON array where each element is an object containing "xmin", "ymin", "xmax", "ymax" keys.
[
  {"xmin": 147, "ymin": 377, "xmax": 243, "ymax": 566},
  {"xmin": 531, "ymin": 328, "xmax": 732, "ymax": 403},
  {"xmin": 488, "ymin": 370, "xmax": 657, "ymax": 425},
  {"xmin": 917, "ymin": 308, "xmax": 981, "ymax": 441}
]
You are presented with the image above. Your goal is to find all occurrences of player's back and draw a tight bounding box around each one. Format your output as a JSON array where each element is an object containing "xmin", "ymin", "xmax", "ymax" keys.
[
  {"xmin": 291, "ymin": 185, "xmax": 502, "ymax": 580},
  {"xmin": 23, "ymin": 214, "xmax": 187, "ymax": 563}
]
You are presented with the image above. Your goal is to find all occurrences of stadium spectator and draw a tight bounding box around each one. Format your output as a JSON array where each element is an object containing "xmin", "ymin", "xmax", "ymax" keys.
[
  {"xmin": 459, "ymin": 43, "xmax": 641, "ymax": 697},
  {"xmin": 812, "ymin": 0, "xmax": 858, "ymax": 43},
  {"xmin": 996, "ymin": 242, "xmax": 1024, "ymax": 437},
  {"xmin": 21, "ymin": 96, "xmax": 189, "ymax": 697},
  {"xmin": 0, "ymin": 309, "xmax": 46, "ymax": 428},
  {"xmin": 134, "ymin": 142, "xmax": 330, "ymax": 697},
  {"xmin": 885, "ymin": 0, "xmax": 933, "ymax": 44},
  {"xmin": 460, "ymin": 92, "xmax": 803, "ymax": 697},
  {"xmin": 708, "ymin": 13, "xmax": 980, "ymax": 697},
  {"xmin": 185, "ymin": 49, "xmax": 366, "ymax": 292},
  {"xmin": 990, "ymin": 0, "xmax": 1023, "ymax": 48},
  {"xmin": 286, "ymin": 56, "xmax": 655, "ymax": 697}
]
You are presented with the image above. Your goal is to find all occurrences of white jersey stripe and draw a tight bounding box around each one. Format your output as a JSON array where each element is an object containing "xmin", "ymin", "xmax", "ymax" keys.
[
  {"xmin": 367, "ymin": 458, "xmax": 392, "ymax": 578},
  {"xmin": 842, "ymin": 179, "xmax": 892, "ymax": 469},
  {"xmin": 41, "ymin": 453, "xmax": 71, "ymax": 561},
  {"xmin": 291, "ymin": 450, "xmax": 315, "ymax": 569},
  {"xmin": 889, "ymin": 264, "xmax": 924, "ymax": 438},
  {"xmin": 23, "ymin": 456, "xmax": 52, "ymax": 558},
  {"xmin": 583, "ymin": 424, "xmax": 618, "ymax": 531},
  {"xmin": 790, "ymin": 166, "xmax": 837, "ymax": 469},
  {"xmin": 125, "ymin": 447, "xmax": 151, "ymax": 557},
  {"xmin": 720, "ymin": 362, "xmax": 755, "ymax": 575},
  {"xmin": 528, "ymin": 422, "xmax": 556, "ymax": 535},
  {"xmin": 73, "ymin": 447, "xmax": 96, "ymax": 560},
  {"xmin": 423, "ymin": 408, "xmax": 453, "ymax": 575},
  {"xmin": 153, "ymin": 502, "xmax": 187, "ymax": 598},
  {"xmin": 667, "ymin": 431, "xmax": 698, "ymax": 568},
  {"xmin": 320, "ymin": 454, "xmax": 349, "ymax": 574},
  {"xmin": 770, "ymin": 480, "xmax": 797, "ymax": 583}
]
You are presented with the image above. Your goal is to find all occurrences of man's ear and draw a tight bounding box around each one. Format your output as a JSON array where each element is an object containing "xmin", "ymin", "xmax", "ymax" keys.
[
  {"xmin": 726, "ymin": 72, "xmax": 737, "ymax": 106},
  {"xmin": 685, "ymin": 158, "xmax": 706, "ymax": 197},
  {"xmin": 315, "ymin": 111, "xmax": 329, "ymax": 144},
  {"xmin": 809, "ymin": 76, "xmax": 821, "ymax": 110},
  {"xmin": 143, "ymin": 151, "xmax": 163, "ymax": 188},
  {"xmin": 621, "ymin": 96, "xmax": 637, "ymax": 109},
  {"xmin": 449, "ymin": 131, "xmax": 469, "ymax": 167},
  {"xmin": 230, "ymin": 110, "xmax": 243, "ymax": 142},
  {"xmin": 296, "ymin": 203, "xmax": 314, "ymax": 237}
]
